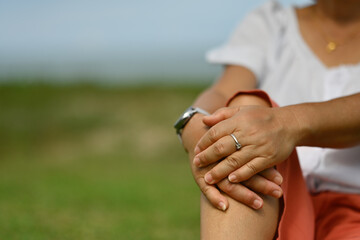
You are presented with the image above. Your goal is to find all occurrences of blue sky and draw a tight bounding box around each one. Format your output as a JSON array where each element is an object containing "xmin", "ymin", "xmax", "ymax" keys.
[{"xmin": 0, "ymin": 0, "xmax": 311, "ymax": 83}]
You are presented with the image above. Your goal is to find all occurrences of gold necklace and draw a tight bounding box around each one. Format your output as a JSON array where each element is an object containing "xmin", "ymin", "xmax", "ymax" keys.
[
  {"xmin": 313, "ymin": 10, "xmax": 360, "ymax": 53},
  {"xmin": 325, "ymin": 41, "xmax": 337, "ymax": 53}
]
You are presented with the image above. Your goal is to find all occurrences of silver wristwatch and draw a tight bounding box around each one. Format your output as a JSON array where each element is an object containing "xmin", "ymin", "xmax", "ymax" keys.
[{"xmin": 174, "ymin": 106, "xmax": 210, "ymax": 142}]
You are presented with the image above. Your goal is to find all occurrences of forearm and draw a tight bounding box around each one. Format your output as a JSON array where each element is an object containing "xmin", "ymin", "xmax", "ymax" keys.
[
  {"xmin": 286, "ymin": 93, "xmax": 360, "ymax": 148},
  {"xmin": 192, "ymin": 87, "xmax": 229, "ymax": 113}
]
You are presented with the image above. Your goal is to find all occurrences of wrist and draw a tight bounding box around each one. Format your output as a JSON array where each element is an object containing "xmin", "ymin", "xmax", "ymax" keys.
[
  {"xmin": 280, "ymin": 105, "xmax": 310, "ymax": 147},
  {"xmin": 181, "ymin": 113, "xmax": 208, "ymax": 153}
]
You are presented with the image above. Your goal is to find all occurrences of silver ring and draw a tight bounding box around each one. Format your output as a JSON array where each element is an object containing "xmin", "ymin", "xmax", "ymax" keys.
[{"xmin": 230, "ymin": 133, "xmax": 242, "ymax": 150}]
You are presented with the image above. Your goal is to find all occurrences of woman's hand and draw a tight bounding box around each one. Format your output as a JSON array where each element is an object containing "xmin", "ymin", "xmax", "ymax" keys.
[
  {"xmin": 189, "ymin": 150, "xmax": 283, "ymax": 210},
  {"xmin": 183, "ymin": 113, "xmax": 284, "ymax": 210},
  {"xmin": 217, "ymin": 168, "xmax": 283, "ymax": 209},
  {"xmin": 193, "ymin": 105, "xmax": 299, "ymax": 185}
]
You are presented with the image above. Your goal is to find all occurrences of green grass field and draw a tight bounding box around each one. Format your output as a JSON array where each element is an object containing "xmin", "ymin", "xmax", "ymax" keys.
[{"xmin": 0, "ymin": 83, "xmax": 206, "ymax": 239}]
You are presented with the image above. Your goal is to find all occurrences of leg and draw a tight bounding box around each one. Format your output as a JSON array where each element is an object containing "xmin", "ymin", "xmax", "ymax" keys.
[
  {"xmin": 200, "ymin": 192, "xmax": 279, "ymax": 240},
  {"xmin": 312, "ymin": 192, "xmax": 360, "ymax": 240}
]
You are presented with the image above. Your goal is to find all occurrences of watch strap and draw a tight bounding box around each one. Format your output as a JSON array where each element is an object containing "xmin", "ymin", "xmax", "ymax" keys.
[{"xmin": 174, "ymin": 107, "xmax": 210, "ymax": 143}]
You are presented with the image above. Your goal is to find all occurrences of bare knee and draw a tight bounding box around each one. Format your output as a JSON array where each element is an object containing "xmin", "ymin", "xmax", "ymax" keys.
[{"xmin": 200, "ymin": 193, "xmax": 279, "ymax": 240}]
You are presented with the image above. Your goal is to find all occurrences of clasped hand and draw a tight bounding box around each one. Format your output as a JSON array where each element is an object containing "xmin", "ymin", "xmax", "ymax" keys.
[{"xmin": 192, "ymin": 105, "xmax": 297, "ymax": 211}]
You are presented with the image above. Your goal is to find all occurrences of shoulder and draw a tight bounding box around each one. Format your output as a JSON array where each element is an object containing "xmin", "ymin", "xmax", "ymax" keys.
[
  {"xmin": 240, "ymin": 0, "xmax": 289, "ymax": 33},
  {"xmin": 206, "ymin": 1, "xmax": 295, "ymax": 80},
  {"xmin": 223, "ymin": 0, "xmax": 294, "ymax": 56},
  {"xmin": 225, "ymin": 0, "xmax": 292, "ymax": 48}
]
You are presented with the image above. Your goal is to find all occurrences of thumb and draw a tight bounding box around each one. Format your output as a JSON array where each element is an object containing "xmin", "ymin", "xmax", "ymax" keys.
[{"xmin": 203, "ymin": 106, "xmax": 241, "ymax": 127}]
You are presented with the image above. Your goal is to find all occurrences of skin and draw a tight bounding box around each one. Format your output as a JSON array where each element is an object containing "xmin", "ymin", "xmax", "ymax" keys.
[
  {"xmin": 181, "ymin": 0, "xmax": 360, "ymax": 239},
  {"xmin": 182, "ymin": 67, "xmax": 283, "ymax": 211}
]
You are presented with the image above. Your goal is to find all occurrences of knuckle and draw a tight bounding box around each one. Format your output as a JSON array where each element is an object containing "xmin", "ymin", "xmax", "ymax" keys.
[
  {"xmin": 198, "ymin": 181, "xmax": 206, "ymax": 191},
  {"xmin": 202, "ymin": 186, "xmax": 212, "ymax": 196},
  {"xmin": 242, "ymin": 177, "xmax": 255, "ymax": 187},
  {"xmin": 262, "ymin": 181, "xmax": 273, "ymax": 194},
  {"xmin": 213, "ymin": 142, "xmax": 225, "ymax": 156},
  {"xmin": 194, "ymin": 175, "xmax": 204, "ymax": 186},
  {"xmin": 226, "ymin": 155, "xmax": 240, "ymax": 169},
  {"xmin": 245, "ymin": 190, "xmax": 257, "ymax": 203},
  {"xmin": 208, "ymin": 128, "xmax": 218, "ymax": 142},
  {"xmin": 209, "ymin": 170, "xmax": 221, "ymax": 182},
  {"xmin": 251, "ymin": 177, "xmax": 270, "ymax": 194},
  {"xmin": 198, "ymin": 153, "xmax": 209, "ymax": 165},
  {"xmin": 245, "ymin": 162, "xmax": 258, "ymax": 175},
  {"xmin": 243, "ymin": 177, "xmax": 259, "ymax": 191},
  {"xmin": 248, "ymin": 126, "xmax": 259, "ymax": 137},
  {"xmin": 256, "ymin": 135, "xmax": 267, "ymax": 146},
  {"xmin": 261, "ymin": 167, "xmax": 274, "ymax": 176},
  {"xmin": 223, "ymin": 182, "xmax": 235, "ymax": 193}
]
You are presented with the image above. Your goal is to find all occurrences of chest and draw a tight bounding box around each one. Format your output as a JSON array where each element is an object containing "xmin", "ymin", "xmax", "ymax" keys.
[{"xmin": 296, "ymin": 9, "xmax": 360, "ymax": 68}]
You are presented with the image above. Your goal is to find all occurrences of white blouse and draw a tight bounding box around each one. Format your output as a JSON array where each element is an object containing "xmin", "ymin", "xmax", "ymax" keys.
[{"xmin": 206, "ymin": 0, "xmax": 360, "ymax": 193}]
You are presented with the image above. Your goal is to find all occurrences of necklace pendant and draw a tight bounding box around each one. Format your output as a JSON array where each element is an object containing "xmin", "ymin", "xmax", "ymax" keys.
[{"xmin": 326, "ymin": 41, "xmax": 337, "ymax": 53}]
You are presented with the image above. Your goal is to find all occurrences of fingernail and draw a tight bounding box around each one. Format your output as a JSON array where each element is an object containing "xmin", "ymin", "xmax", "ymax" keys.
[
  {"xmin": 274, "ymin": 176, "xmax": 282, "ymax": 185},
  {"xmin": 194, "ymin": 146, "xmax": 201, "ymax": 155},
  {"xmin": 205, "ymin": 174, "xmax": 214, "ymax": 184},
  {"xmin": 228, "ymin": 174, "xmax": 237, "ymax": 182},
  {"xmin": 253, "ymin": 199, "xmax": 262, "ymax": 209},
  {"xmin": 193, "ymin": 157, "xmax": 200, "ymax": 167},
  {"xmin": 219, "ymin": 202, "xmax": 227, "ymax": 211},
  {"xmin": 272, "ymin": 190, "xmax": 282, "ymax": 198}
]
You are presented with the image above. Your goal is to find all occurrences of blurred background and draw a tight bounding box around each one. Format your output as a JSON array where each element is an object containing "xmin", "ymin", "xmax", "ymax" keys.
[{"xmin": 0, "ymin": 0, "xmax": 310, "ymax": 239}]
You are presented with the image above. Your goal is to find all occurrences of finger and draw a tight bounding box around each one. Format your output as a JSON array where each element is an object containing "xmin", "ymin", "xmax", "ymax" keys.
[
  {"xmin": 202, "ymin": 106, "xmax": 241, "ymax": 127},
  {"xmin": 258, "ymin": 167, "xmax": 283, "ymax": 185},
  {"xmin": 217, "ymin": 179, "xmax": 263, "ymax": 210},
  {"xmin": 193, "ymin": 134, "xmax": 240, "ymax": 168},
  {"xmin": 242, "ymin": 174, "xmax": 283, "ymax": 198},
  {"xmin": 204, "ymin": 147, "xmax": 256, "ymax": 184},
  {"xmin": 196, "ymin": 176, "xmax": 229, "ymax": 211},
  {"xmin": 195, "ymin": 118, "xmax": 237, "ymax": 155},
  {"xmin": 228, "ymin": 157, "xmax": 272, "ymax": 183}
]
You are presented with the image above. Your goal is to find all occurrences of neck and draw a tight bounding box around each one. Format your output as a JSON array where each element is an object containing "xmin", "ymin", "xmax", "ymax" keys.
[{"xmin": 316, "ymin": 0, "xmax": 360, "ymax": 23}]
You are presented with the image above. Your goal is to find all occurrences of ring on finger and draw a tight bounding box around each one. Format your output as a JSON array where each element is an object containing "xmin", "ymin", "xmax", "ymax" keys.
[{"xmin": 230, "ymin": 133, "xmax": 242, "ymax": 151}]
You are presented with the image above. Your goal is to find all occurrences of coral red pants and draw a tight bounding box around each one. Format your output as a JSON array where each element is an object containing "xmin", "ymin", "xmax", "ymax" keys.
[
  {"xmin": 267, "ymin": 93, "xmax": 360, "ymax": 240},
  {"xmin": 276, "ymin": 151, "xmax": 360, "ymax": 240}
]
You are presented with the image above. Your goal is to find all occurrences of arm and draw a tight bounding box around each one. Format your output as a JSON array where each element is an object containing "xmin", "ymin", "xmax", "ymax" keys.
[
  {"xmin": 194, "ymin": 92, "xmax": 360, "ymax": 185},
  {"xmin": 182, "ymin": 66, "xmax": 283, "ymax": 210},
  {"xmin": 289, "ymin": 93, "xmax": 360, "ymax": 148}
]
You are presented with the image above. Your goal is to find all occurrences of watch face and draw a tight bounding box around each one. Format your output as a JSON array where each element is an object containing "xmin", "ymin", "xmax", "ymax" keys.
[
  {"xmin": 174, "ymin": 107, "xmax": 195, "ymax": 131},
  {"xmin": 182, "ymin": 110, "xmax": 192, "ymax": 119}
]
